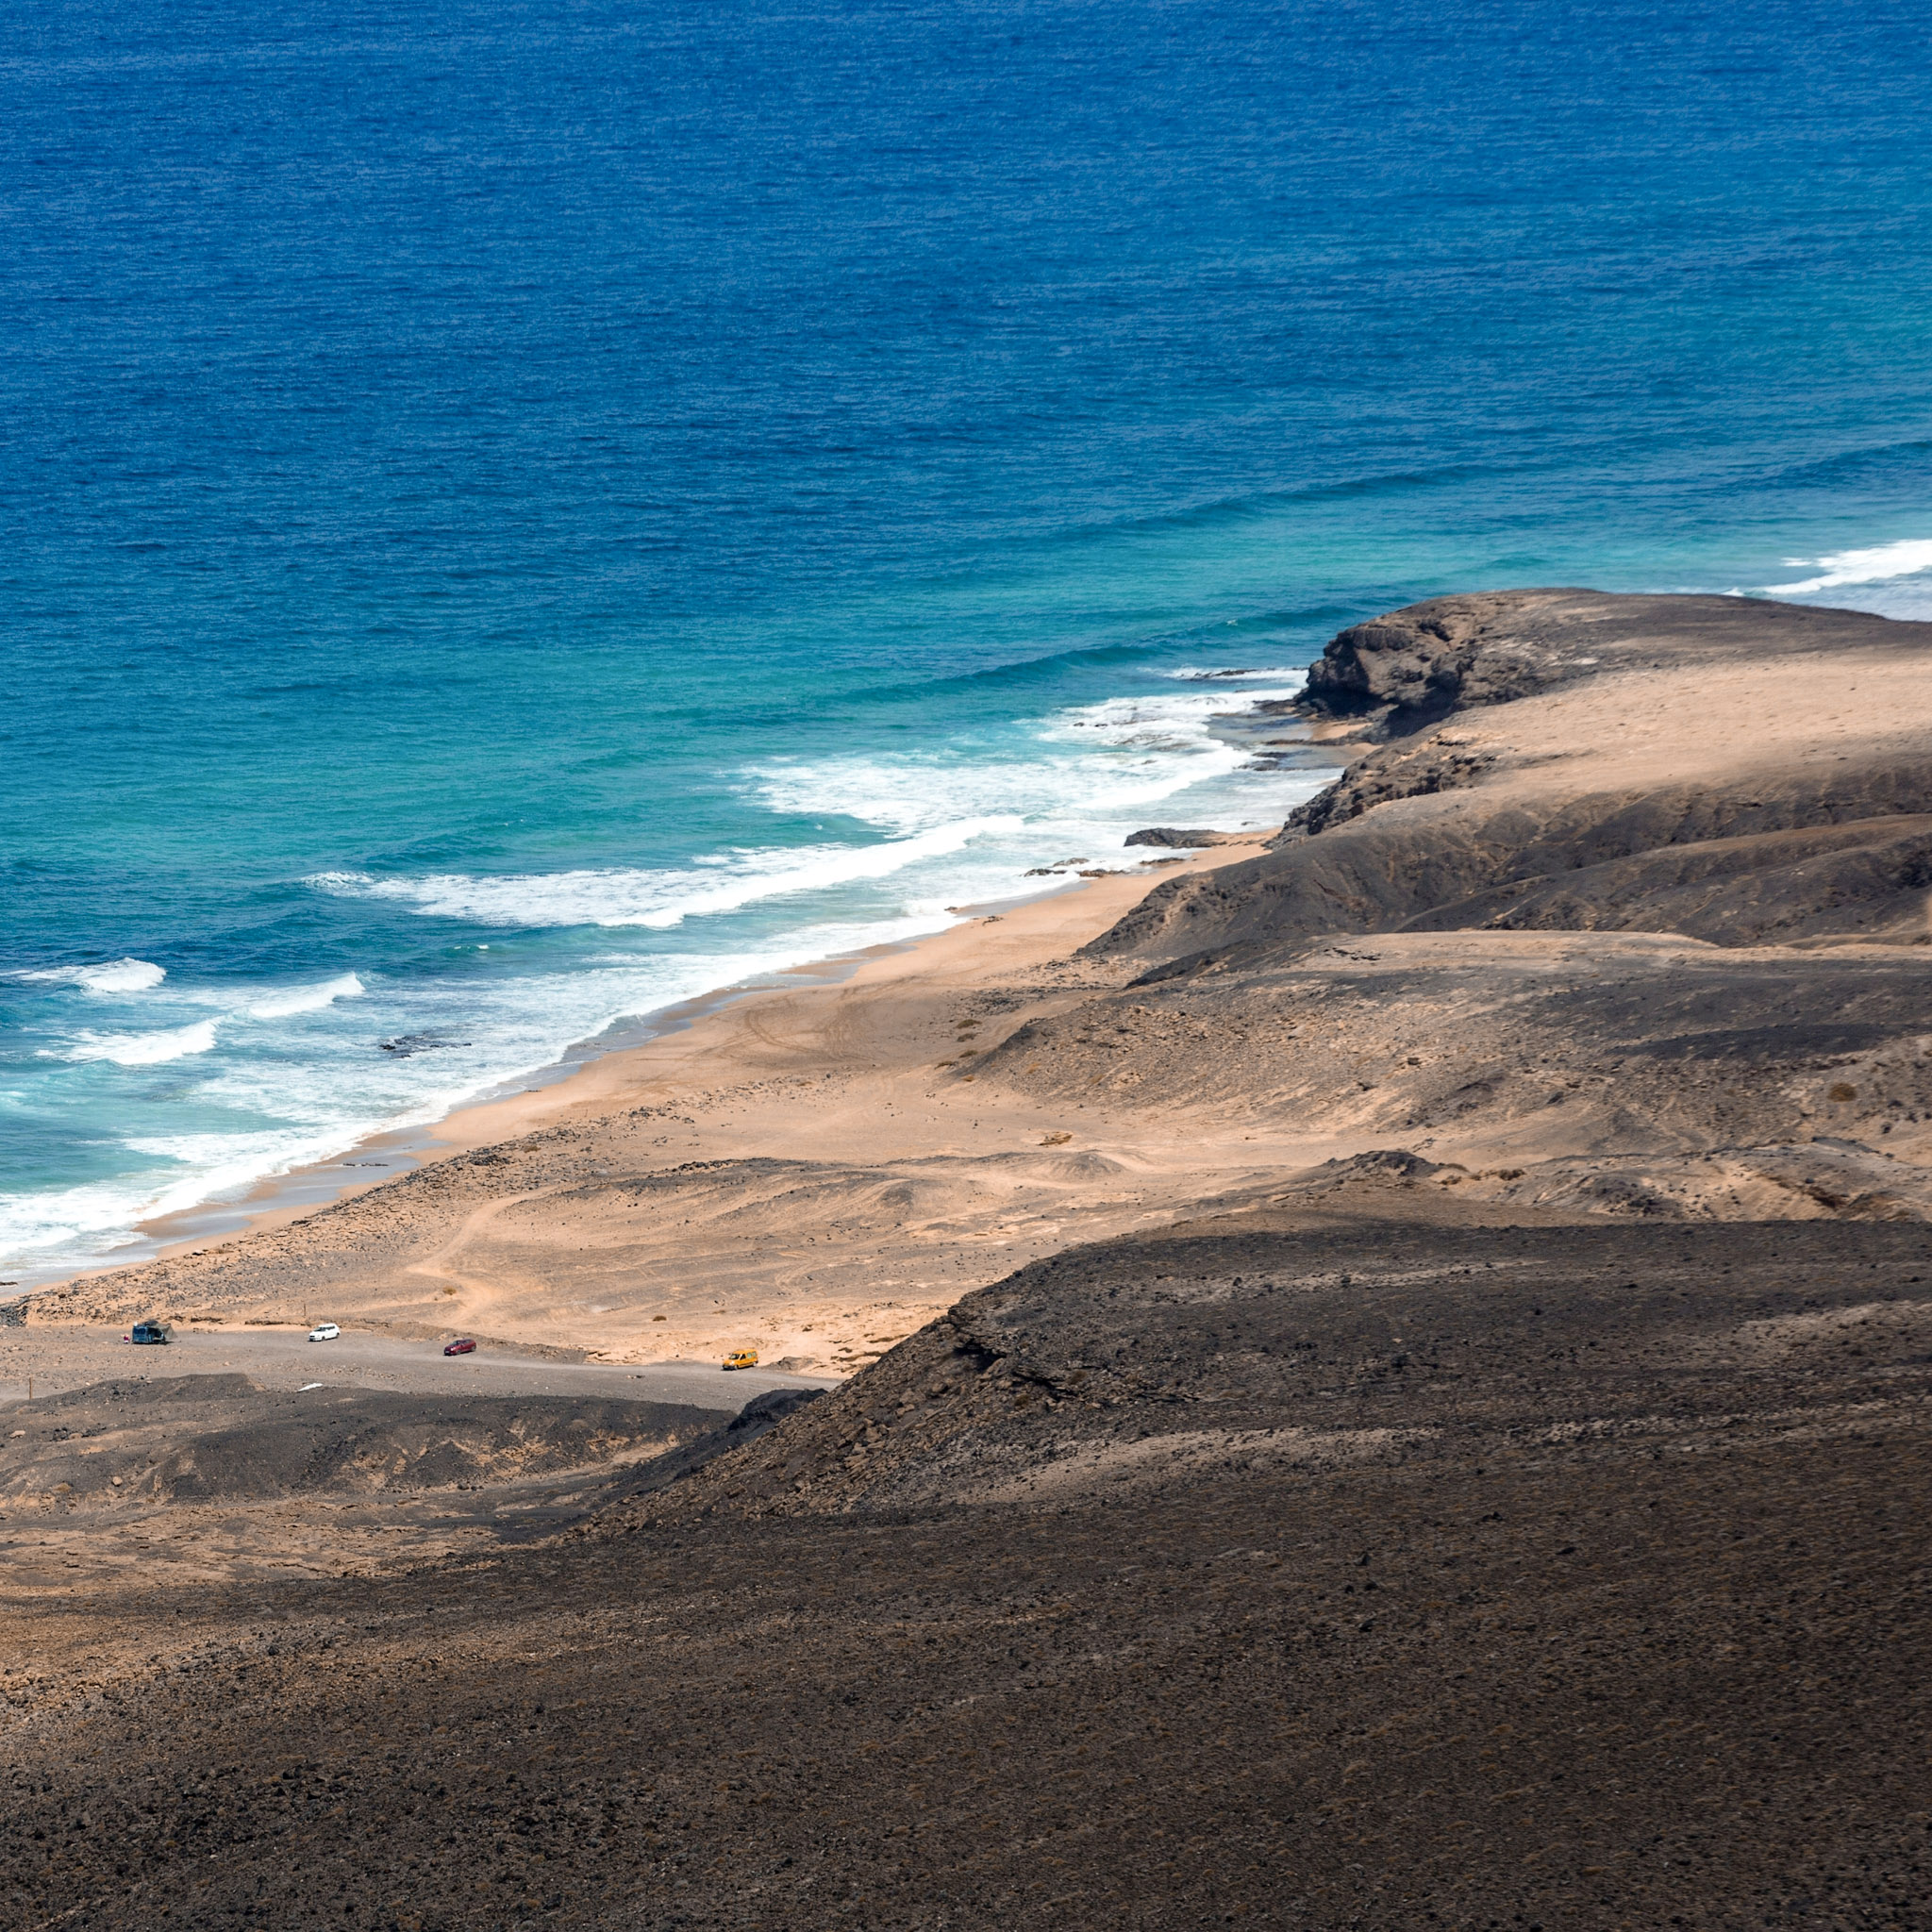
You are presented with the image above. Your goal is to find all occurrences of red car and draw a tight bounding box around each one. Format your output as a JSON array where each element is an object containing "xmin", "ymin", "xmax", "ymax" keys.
[{"xmin": 442, "ymin": 1338, "xmax": 476, "ymax": 1357}]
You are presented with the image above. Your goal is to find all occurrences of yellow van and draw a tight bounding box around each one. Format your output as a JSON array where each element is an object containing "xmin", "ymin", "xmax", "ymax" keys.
[{"xmin": 722, "ymin": 1348, "xmax": 758, "ymax": 1372}]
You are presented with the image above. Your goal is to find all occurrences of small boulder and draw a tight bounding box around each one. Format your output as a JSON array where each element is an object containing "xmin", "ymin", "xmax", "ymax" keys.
[{"xmin": 1124, "ymin": 827, "xmax": 1230, "ymax": 849}]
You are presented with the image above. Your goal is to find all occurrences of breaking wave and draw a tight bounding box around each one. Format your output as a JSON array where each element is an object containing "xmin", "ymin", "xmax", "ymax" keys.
[
  {"xmin": 1766, "ymin": 537, "xmax": 1932, "ymax": 594},
  {"xmin": 60, "ymin": 1019, "xmax": 219, "ymax": 1066},
  {"xmin": 245, "ymin": 973, "xmax": 366, "ymax": 1019},
  {"xmin": 307, "ymin": 819, "xmax": 1024, "ymax": 929},
  {"xmin": 14, "ymin": 958, "xmax": 166, "ymax": 995},
  {"xmin": 1161, "ymin": 664, "xmax": 1306, "ymax": 681}
]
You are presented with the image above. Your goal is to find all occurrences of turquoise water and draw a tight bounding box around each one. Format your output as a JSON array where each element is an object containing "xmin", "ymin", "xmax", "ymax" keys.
[{"xmin": 6, "ymin": 0, "xmax": 1932, "ymax": 1279}]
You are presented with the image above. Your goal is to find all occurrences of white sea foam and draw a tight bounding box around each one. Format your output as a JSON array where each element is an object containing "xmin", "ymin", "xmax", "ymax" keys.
[
  {"xmin": 60, "ymin": 1019, "xmax": 219, "ymax": 1067},
  {"xmin": 1044, "ymin": 684, "xmax": 1299, "ymax": 754},
  {"xmin": 306, "ymin": 819, "xmax": 1023, "ymax": 930},
  {"xmin": 246, "ymin": 972, "xmax": 365, "ymax": 1019},
  {"xmin": 0, "ymin": 1124, "xmax": 355, "ymax": 1268},
  {"xmin": 3, "ymin": 679, "xmax": 1332, "ymax": 1282},
  {"xmin": 307, "ymin": 682, "xmax": 1295, "ymax": 943},
  {"xmin": 119, "ymin": 1127, "xmax": 358, "ymax": 1205},
  {"xmin": 0, "ymin": 1178, "xmax": 168, "ymax": 1266},
  {"xmin": 1766, "ymin": 537, "xmax": 1932, "ymax": 595},
  {"xmin": 754, "ymin": 686, "xmax": 1296, "ymax": 841},
  {"xmin": 1162, "ymin": 664, "xmax": 1304, "ymax": 681},
  {"xmin": 14, "ymin": 958, "xmax": 166, "ymax": 994}
]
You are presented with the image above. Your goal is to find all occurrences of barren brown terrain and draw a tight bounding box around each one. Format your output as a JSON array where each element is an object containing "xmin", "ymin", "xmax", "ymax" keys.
[
  {"xmin": 6, "ymin": 590, "xmax": 1932, "ymax": 1931},
  {"xmin": 7, "ymin": 1208, "xmax": 1928, "ymax": 1931}
]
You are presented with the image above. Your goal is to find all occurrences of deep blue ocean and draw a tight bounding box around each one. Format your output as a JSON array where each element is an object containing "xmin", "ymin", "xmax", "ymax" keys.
[{"xmin": 5, "ymin": 0, "xmax": 1932, "ymax": 1281}]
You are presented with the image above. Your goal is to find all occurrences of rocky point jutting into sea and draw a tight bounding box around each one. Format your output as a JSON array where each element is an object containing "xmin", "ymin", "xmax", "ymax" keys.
[{"xmin": 4, "ymin": 590, "xmax": 1929, "ymax": 1930}]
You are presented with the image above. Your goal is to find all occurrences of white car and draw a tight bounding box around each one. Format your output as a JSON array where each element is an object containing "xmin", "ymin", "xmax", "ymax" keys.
[{"xmin": 308, "ymin": 1323, "xmax": 341, "ymax": 1342}]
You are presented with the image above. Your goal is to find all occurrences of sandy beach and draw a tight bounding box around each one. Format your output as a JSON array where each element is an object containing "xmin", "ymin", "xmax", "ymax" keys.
[{"xmin": 8, "ymin": 838, "xmax": 1300, "ymax": 1384}]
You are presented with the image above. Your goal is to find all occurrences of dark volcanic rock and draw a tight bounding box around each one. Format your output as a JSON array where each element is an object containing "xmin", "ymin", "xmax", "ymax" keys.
[
  {"xmin": 1087, "ymin": 591, "xmax": 1932, "ymax": 965},
  {"xmin": 1301, "ymin": 593, "xmax": 1579, "ymax": 722},
  {"xmin": 591, "ymin": 1382, "xmax": 823, "ymax": 1505},
  {"xmin": 1298, "ymin": 587, "xmax": 1898, "ymax": 730},
  {"xmin": 1123, "ymin": 826, "xmax": 1230, "ymax": 848},
  {"xmin": 0, "ymin": 1375, "xmax": 732, "ymax": 1507},
  {"xmin": 1276, "ymin": 735, "xmax": 1499, "ymax": 837}
]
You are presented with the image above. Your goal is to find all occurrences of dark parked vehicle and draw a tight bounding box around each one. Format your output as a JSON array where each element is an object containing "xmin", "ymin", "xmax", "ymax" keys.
[
  {"xmin": 443, "ymin": 1338, "xmax": 476, "ymax": 1357},
  {"xmin": 128, "ymin": 1322, "xmax": 172, "ymax": 1345}
]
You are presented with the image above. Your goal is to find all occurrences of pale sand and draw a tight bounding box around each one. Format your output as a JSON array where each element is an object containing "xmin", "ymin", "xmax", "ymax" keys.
[{"xmin": 18, "ymin": 839, "xmax": 1370, "ymax": 1378}]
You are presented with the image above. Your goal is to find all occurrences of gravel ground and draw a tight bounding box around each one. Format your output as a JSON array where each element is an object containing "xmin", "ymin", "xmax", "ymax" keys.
[{"xmin": 0, "ymin": 1323, "xmax": 836, "ymax": 1408}]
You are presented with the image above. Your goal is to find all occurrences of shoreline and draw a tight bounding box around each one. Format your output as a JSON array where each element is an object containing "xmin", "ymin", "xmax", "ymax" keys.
[
  {"xmin": 42, "ymin": 585, "xmax": 1928, "ymax": 1375},
  {"xmin": 5, "ymin": 687, "xmax": 1339, "ymax": 1299},
  {"xmin": 74, "ymin": 933, "xmax": 924, "ymax": 1289},
  {"xmin": 16, "ymin": 841, "xmax": 1270, "ymax": 1319}
]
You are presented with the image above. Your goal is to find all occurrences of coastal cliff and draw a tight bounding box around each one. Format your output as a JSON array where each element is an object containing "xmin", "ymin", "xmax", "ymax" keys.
[
  {"xmin": 962, "ymin": 590, "xmax": 1932, "ymax": 1224},
  {"xmin": 1096, "ymin": 589, "xmax": 1932, "ymax": 960}
]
